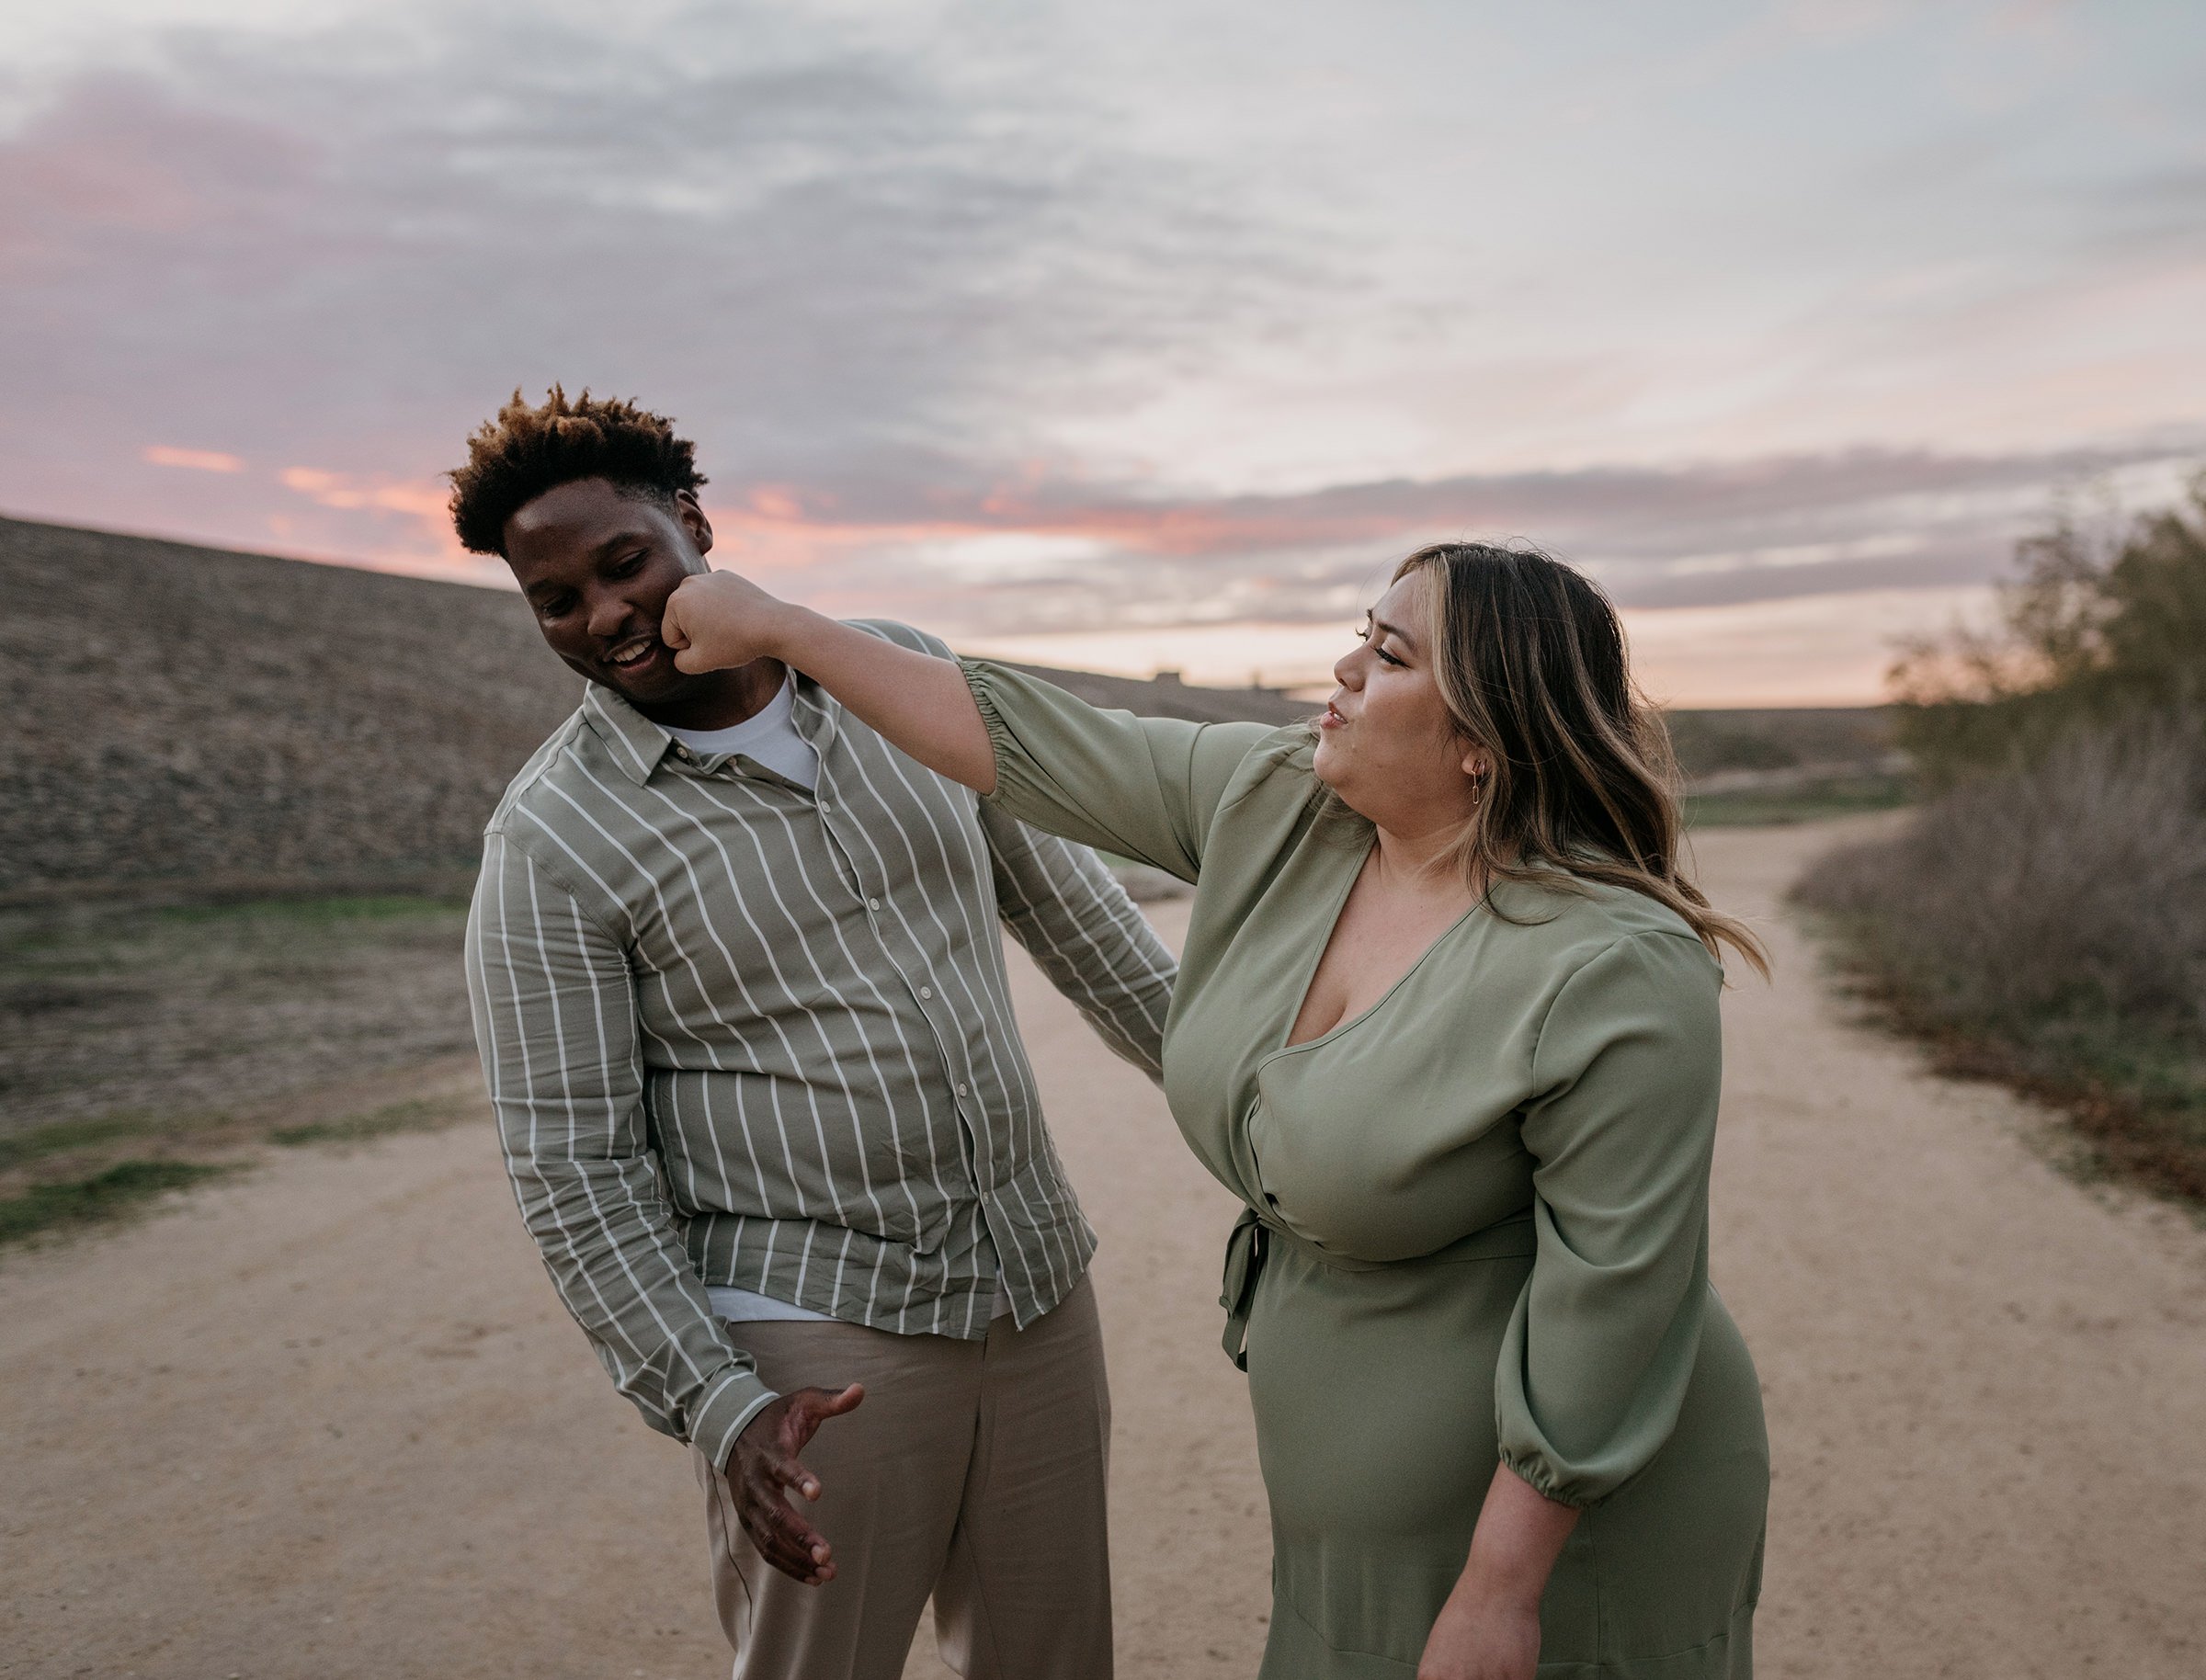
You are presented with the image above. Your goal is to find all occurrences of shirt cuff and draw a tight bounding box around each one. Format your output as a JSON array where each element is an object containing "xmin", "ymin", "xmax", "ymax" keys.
[
  {"xmin": 691, "ymin": 1366, "xmax": 781, "ymax": 1473},
  {"xmin": 1498, "ymin": 1446, "xmax": 1598, "ymax": 1510}
]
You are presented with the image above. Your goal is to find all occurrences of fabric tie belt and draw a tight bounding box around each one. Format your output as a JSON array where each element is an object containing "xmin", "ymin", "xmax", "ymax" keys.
[{"xmin": 1218, "ymin": 1204, "xmax": 1540, "ymax": 1371}]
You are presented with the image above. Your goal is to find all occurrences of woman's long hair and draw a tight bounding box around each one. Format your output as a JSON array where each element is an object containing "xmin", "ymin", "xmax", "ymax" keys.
[{"xmin": 1338, "ymin": 541, "xmax": 1768, "ymax": 976}]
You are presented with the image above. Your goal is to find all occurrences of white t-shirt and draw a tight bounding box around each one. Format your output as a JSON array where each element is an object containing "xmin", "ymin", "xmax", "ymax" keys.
[
  {"xmin": 665, "ymin": 672, "xmax": 821, "ymax": 790},
  {"xmin": 665, "ymin": 678, "xmax": 1012, "ymax": 1326}
]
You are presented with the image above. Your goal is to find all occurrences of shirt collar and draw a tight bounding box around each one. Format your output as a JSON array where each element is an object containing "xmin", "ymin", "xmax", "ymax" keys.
[
  {"xmin": 579, "ymin": 682, "xmax": 677, "ymax": 786},
  {"xmin": 579, "ymin": 672, "xmax": 843, "ymax": 787},
  {"xmin": 787, "ymin": 673, "xmax": 840, "ymax": 754}
]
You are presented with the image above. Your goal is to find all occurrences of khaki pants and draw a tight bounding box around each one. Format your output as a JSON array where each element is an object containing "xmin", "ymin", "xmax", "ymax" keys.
[{"xmin": 693, "ymin": 1273, "xmax": 1112, "ymax": 1680}]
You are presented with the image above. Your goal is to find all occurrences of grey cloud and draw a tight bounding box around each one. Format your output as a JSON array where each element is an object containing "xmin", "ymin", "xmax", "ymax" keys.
[
  {"xmin": 0, "ymin": 3, "xmax": 1312, "ymax": 501},
  {"xmin": 770, "ymin": 438, "xmax": 2206, "ymax": 635},
  {"xmin": 1, "ymin": 1, "xmax": 2198, "ymax": 653},
  {"xmin": 2081, "ymin": 163, "xmax": 2206, "ymax": 260}
]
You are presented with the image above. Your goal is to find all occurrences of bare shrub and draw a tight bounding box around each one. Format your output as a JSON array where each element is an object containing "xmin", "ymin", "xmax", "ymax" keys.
[
  {"xmin": 1891, "ymin": 472, "xmax": 2206, "ymax": 786},
  {"xmin": 1804, "ymin": 475, "xmax": 2206, "ymax": 1204},
  {"xmin": 1799, "ymin": 718, "xmax": 2206, "ymax": 1043}
]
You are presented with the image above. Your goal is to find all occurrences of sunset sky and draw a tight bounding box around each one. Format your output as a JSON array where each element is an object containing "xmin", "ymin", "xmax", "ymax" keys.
[{"xmin": 4, "ymin": 1, "xmax": 2202, "ymax": 702}]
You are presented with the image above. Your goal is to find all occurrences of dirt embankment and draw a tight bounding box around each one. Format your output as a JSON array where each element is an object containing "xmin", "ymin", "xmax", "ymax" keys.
[
  {"xmin": 3, "ymin": 820, "xmax": 2201, "ymax": 1678},
  {"xmin": 0, "ymin": 517, "xmax": 584, "ymax": 897},
  {"xmin": 0, "ymin": 516, "xmax": 1317, "ymax": 901}
]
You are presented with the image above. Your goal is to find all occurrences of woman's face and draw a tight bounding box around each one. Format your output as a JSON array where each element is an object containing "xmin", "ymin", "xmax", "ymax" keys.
[{"xmin": 1313, "ymin": 567, "xmax": 1484, "ymax": 834}]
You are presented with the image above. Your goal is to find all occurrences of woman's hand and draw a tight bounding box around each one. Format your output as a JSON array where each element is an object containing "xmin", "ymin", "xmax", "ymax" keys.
[
  {"xmin": 660, "ymin": 580, "xmax": 1000, "ymax": 791},
  {"xmin": 1416, "ymin": 1582, "xmax": 1542, "ymax": 1680},
  {"xmin": 661, "ymin": 570, "xmax": 803, "ymax": 674},
  {"xmin": 1418, "ymin": 1462, "xmax": 1577, "ymax": 1679}
]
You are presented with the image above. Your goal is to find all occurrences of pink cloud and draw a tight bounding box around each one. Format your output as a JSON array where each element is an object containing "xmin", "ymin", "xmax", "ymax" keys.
[
  {"xmin": 279, "ymin": 465, "xmax": 439, "ymax": 515},
  {"xmin": 700, "ymin": 477, "xmax": 1326, "ymax": 570},
  {"xmin": 143, "ymin": 444, "xmax": 244, "ymax": 473},
  {"xmin": 279, "ymin": 465, "xmax": 465, "ymax": 563}
]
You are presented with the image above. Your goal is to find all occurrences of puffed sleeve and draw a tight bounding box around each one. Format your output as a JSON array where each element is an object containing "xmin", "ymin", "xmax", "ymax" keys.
[
  {"xmin": 960, "ymin": 659, "xmax": 1282, "ymax": 881},
  {"xmin": 1495, "ymin": 929, "xmax": 1725, "ymax": 1507}
]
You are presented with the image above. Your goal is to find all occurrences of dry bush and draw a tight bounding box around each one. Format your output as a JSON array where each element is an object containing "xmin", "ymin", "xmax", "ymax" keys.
[
  {"xmin": 1799, "ymin": 475, "xmax": 2206, "ymax": 1205},
  {"xmin": 1797, "ymin": 718, "xmax": 2206, "ymax": 1201},
  {"xmin": 1890, "ymin": 473, "xmax": 2206, "ymax": 786},
  {"xmin": 1802, "ymin": 721, "xmax": 2206, "ymax": 1034}
]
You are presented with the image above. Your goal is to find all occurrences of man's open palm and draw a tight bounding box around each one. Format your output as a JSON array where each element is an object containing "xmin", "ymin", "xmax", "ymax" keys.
[{"xmin": 726, "ymin": 1383, "xmax": 865, "ymax": 1586}]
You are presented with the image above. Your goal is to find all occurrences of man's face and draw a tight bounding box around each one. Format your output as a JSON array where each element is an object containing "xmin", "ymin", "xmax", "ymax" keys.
[{"xmin": 503, "ymin": 477, "xmax": 718, "ymax": 710}]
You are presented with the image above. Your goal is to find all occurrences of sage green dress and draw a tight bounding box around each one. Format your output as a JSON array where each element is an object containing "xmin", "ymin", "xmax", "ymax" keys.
[{"xmin": 962, "ymin": 662, "xmax": 1768, "ymax": 1679}]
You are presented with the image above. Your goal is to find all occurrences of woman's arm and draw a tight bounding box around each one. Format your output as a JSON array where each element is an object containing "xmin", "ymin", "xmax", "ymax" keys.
[
  {"xmin": 1416, "ymin": 1464, "xmax": 1579, "ymax": 1680},
  {"xmin": 661, "ymin": 571, "xmax": 997, "ymax": 793},
  {"xmin": 666, "ymin": 570, "xmax": 1280, "ymax": 880},
  {"xmin": 1437, "ymin": 931, "xmax": 1724, "ymax": 1676}
]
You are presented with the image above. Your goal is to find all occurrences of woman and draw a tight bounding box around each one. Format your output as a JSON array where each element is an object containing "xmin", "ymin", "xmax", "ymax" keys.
[{"xmin": 661, "ymin": 542, "xmax": 1771, "ymax": 1679}]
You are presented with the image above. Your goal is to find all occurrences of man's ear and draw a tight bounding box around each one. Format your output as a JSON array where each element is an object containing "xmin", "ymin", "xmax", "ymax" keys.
[{"xmin": 676, "ymin": 488, "xmax": 714, "ymax": 560}]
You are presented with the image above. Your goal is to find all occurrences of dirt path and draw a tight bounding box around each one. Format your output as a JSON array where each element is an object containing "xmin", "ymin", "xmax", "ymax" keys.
[
  {"xmin": 1695, "ymin": 820, "xmax": 2205, "ymax": 1678},
  {"xmin": 5, "ymin": 821, "xmax": 2201, "ymax": 1678}
]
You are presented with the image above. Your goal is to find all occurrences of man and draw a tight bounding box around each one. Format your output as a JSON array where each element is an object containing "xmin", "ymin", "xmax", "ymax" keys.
[{"xmin": 452, "ymin": 388, "xmax": 1174, "ymax": 1679}]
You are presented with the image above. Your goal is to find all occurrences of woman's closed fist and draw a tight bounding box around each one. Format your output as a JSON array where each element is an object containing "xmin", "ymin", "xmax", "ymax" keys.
[{"xmin": 661, "ymin": 570, "xmax": 795, "ymax": 673}]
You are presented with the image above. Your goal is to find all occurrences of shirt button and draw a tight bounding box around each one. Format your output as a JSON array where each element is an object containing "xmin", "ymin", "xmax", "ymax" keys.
[
  {"xmin": 819, "ymin": 800, "xmax": 833, "ymax": 812},
  {"xmin": 867, "ymin": 897, "xmax": 881, "ymax": 911},
  {"xmin": 919, "ymin": 985, "xmax": 933, "ymax": 999},
  {"xmin": 956, "ymin": 1082, "xmax": 970, "ymax": 1097}
]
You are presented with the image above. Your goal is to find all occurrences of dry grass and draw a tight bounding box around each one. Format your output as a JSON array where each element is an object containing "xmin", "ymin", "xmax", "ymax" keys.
[
  {"xmin": 1684, "ymin": 770, "xmax": 1910, "ymax": 829},
  {"xmin": 0, "ymin": 887, "xmax": 489, "ymax": 1248},
  {"xmin": 1794, "ymin": 719, "xmax": 2206, "ymax": 1207},
  {"xmin": 0, "ymin": 891, "xmax": 478, "ymax": 1146}
]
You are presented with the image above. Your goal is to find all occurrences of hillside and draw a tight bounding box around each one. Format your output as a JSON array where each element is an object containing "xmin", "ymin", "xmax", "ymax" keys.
[
  {"xmin": 1001, "ymin": 663, "xmax": 1309, "ymax": 729},
  {"xmin": 1, "ymin": 518, "xmax": 581, "ymax": 897},
  {"xmin": 0, "ymin": 517, "xmax": 1304, "ymax": 898},
  {"xmin": 0, "ymin": 516, "xmax": 1896, "ymax": 897}
]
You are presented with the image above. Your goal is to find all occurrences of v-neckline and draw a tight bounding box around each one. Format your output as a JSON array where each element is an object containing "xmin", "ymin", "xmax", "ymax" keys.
[{"xmin": 1274, "ymin": 834, "xmax": 1482, "ymax": 1058}]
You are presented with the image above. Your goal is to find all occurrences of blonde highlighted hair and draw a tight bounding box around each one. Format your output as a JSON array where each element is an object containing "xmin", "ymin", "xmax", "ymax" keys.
[{"xmin": 1352, "ymin": 542, "xmax": 1768, "ymax": 976}]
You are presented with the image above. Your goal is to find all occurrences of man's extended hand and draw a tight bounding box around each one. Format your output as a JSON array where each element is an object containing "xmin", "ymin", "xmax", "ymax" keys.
[{"xmin": 723, "ymin": 1383, "xmax": 865, "ymax": 1585}]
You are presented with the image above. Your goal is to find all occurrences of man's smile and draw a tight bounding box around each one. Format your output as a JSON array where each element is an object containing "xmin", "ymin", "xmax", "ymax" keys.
[{"xmin": 604, "ymin": 631, "xmax": 666, "ymax": 673}]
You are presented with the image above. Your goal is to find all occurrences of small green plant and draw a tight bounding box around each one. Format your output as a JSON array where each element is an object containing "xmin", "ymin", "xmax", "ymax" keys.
[
  {"xmin": 0, "ymin": 1159, "xmax": 232, "ymax": 1246},
  {"xmin": 271, "ymin": 1097, "xmax": 460, "ymax": 1147},
  {"xmin": 0, "ymin": 1110, "xmax": 183, "ymax": 1171}
]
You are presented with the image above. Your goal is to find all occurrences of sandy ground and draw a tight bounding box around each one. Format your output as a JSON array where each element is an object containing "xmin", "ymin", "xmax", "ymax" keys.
[{"xmin": 4, "ymin": 819, "xmax": 2202, "ymax": 1679}]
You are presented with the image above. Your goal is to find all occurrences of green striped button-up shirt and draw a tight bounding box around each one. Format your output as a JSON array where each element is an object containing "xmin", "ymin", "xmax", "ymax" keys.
[{"xmin": 462, "ymin": 621, "xmax": 1175, "ymax": 1469}]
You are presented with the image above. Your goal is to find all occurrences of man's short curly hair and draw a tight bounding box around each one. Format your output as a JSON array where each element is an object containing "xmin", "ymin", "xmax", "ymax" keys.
[{"xmin": 448, "ymin": 386, "xmax": 707, "ymax": 556}]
